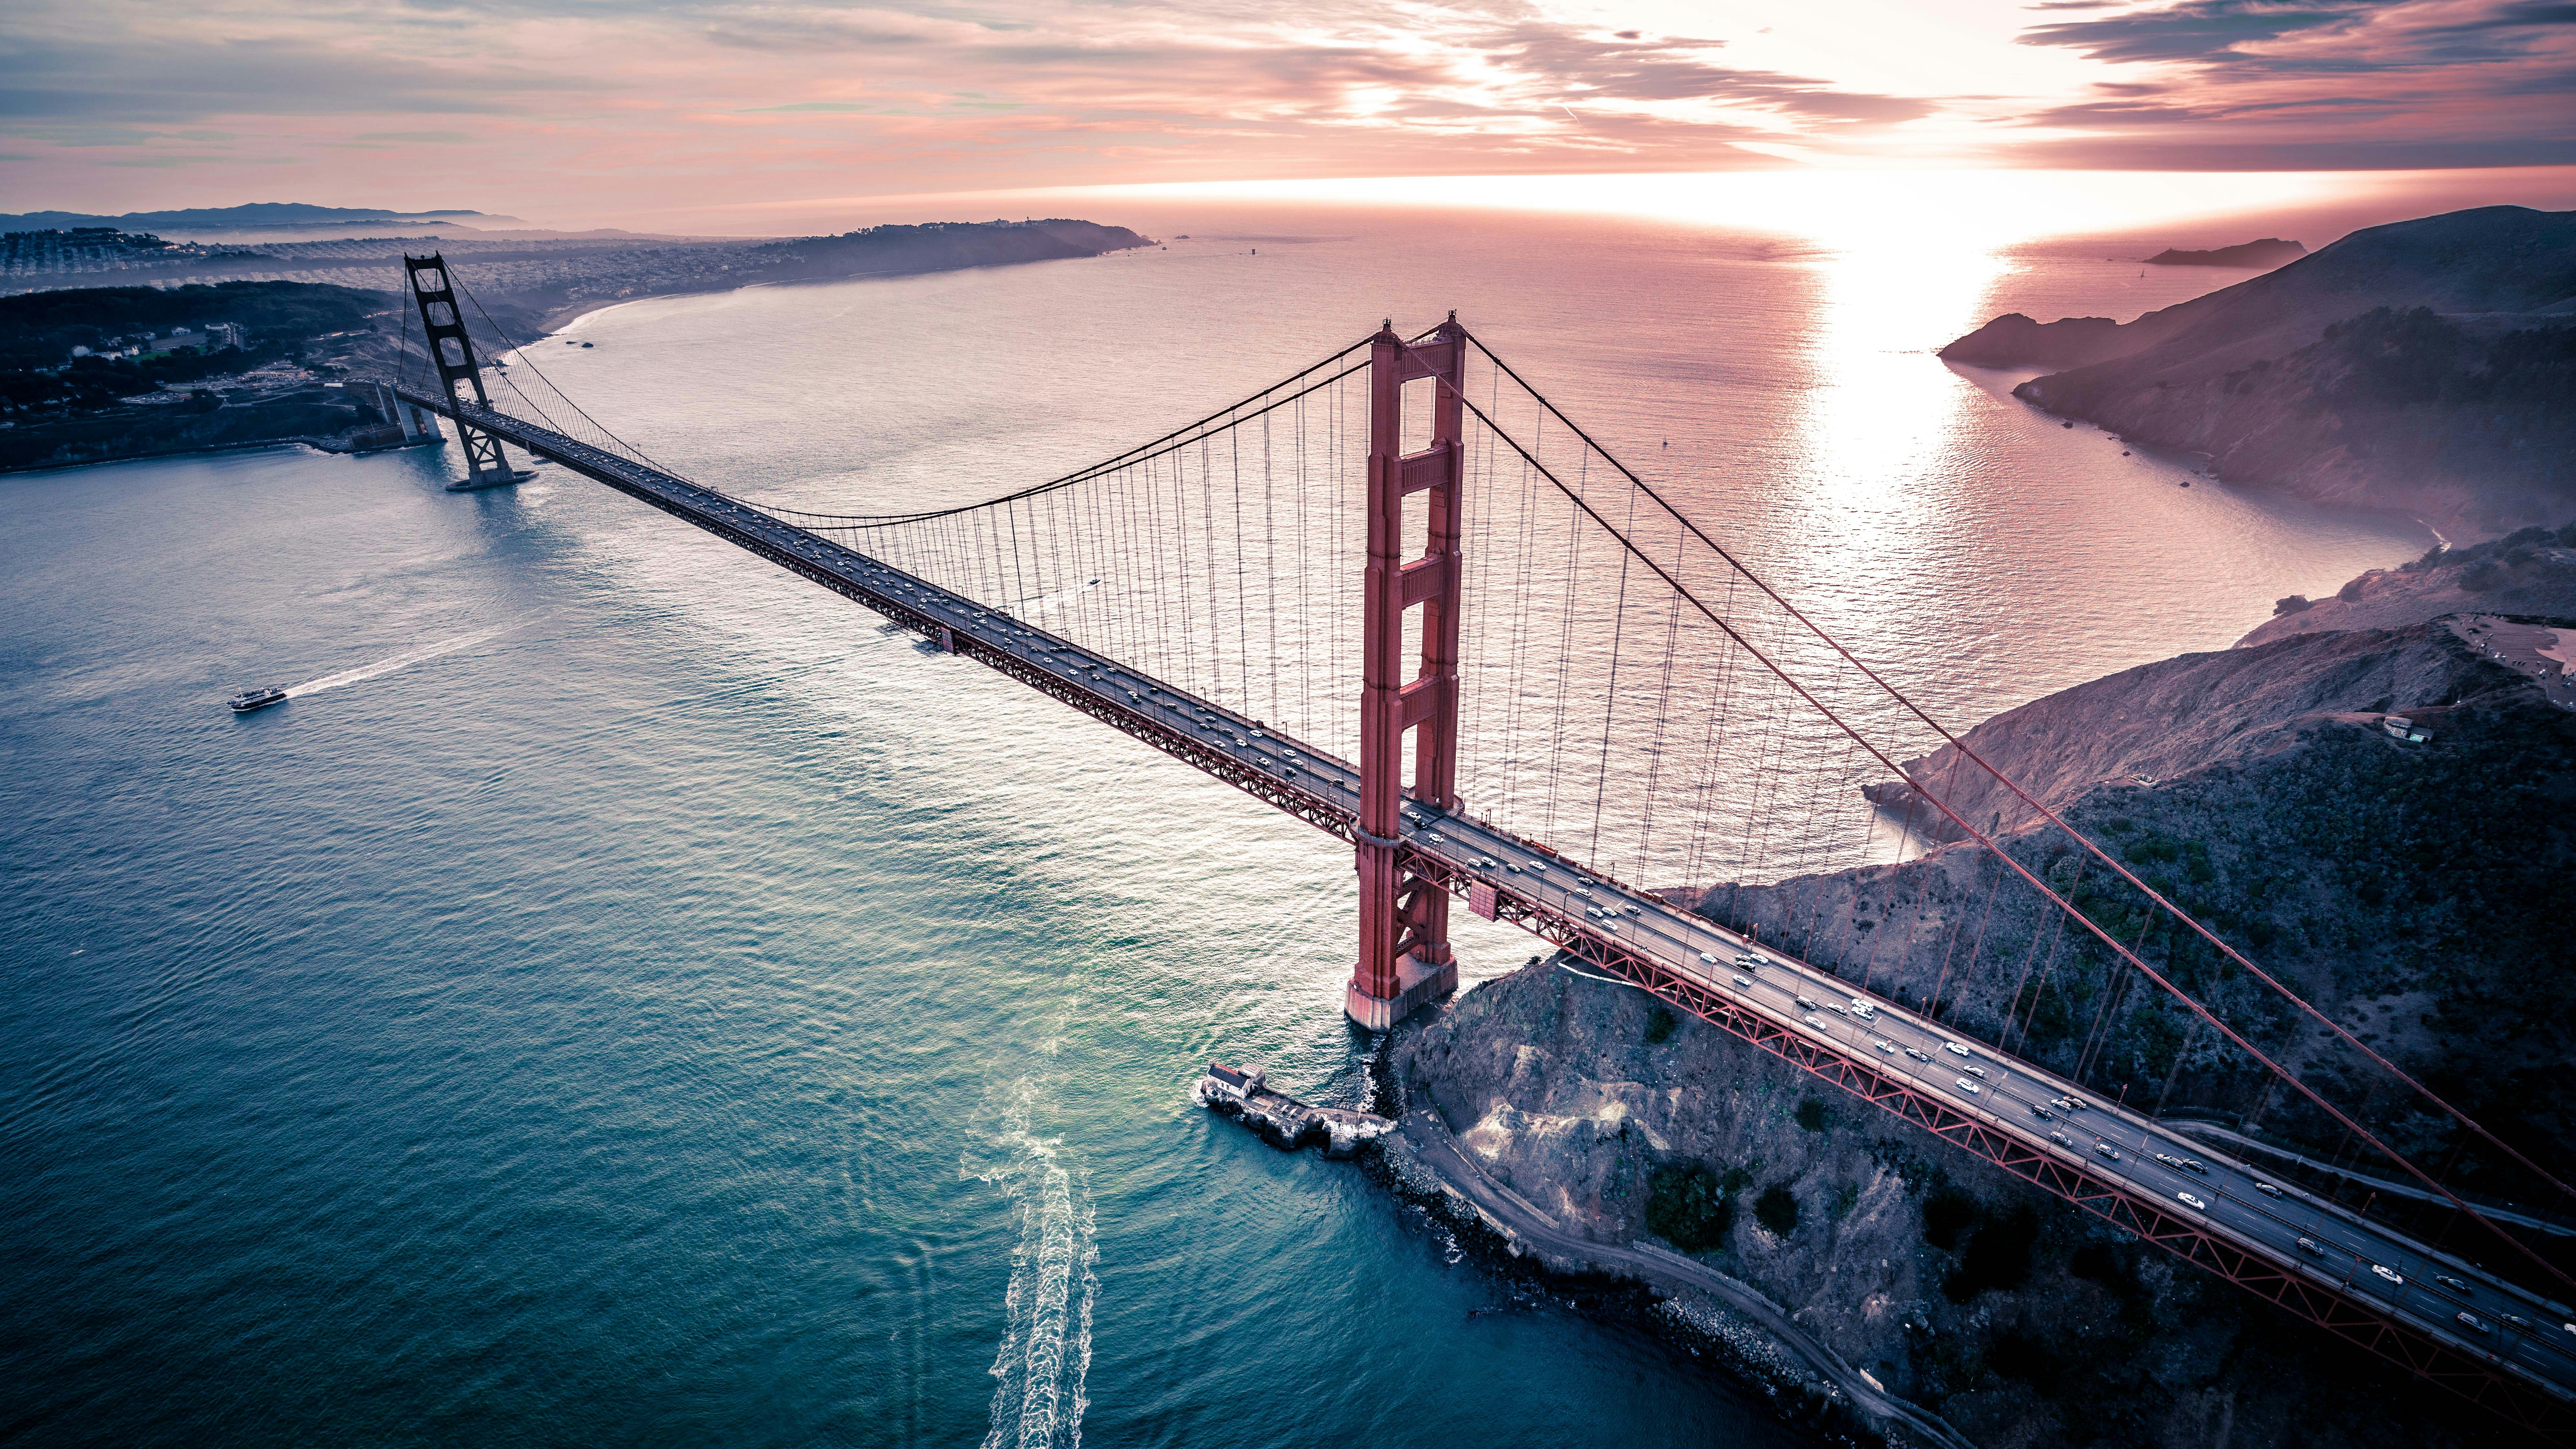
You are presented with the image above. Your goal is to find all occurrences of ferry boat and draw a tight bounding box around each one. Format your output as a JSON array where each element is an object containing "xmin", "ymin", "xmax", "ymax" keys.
[{"xmin": 226, "ymin": 686, "xmax": 287, "ymax": 713}]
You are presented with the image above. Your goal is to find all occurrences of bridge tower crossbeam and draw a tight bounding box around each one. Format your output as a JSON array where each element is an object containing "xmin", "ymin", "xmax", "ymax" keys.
[
  {"xmin": 402, "ymin": 253, "xmax": 526, "ymax": 493},
  {"xmin": 1348, "ymin": 315, "xmax": 1468, "ymax": 1030}
]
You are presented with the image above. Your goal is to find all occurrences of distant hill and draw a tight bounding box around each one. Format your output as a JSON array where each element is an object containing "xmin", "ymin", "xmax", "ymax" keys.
[
  {"xmin": 0, "ymin": 203, "xmax": 523, "ymax": 233},
  {"xmin": 1943, "ymin": 207, "xmax": 2576, "ymax": 539},
  {"xmin": 2237, "ymin": 522, "xmax": 2576, "ymax": 647},
  {"xmin": 0, "ymin": 280, "xmax": 385, "ymax": 370},
  {"xmin": 2146, "ymin": 238, "xmax": 2306, "ymax": 269}
]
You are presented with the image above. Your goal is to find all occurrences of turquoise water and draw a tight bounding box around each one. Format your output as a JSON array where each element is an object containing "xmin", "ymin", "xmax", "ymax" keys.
[
  {"xmin": 0, "ymin": 442, "xmax": 1754, "ymax": 1445},
  {"xmin": 1, "ymin": 205, "xmax": 2431, "ymax": 1446}
]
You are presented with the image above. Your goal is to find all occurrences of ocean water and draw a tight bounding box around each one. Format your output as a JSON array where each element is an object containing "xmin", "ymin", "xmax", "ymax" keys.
[{"xmin": 1, "ymin": 202, "xmax": 2430, "ymax": 1446}]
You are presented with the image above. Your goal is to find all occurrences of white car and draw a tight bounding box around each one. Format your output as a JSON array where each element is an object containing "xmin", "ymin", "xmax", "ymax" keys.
[
  {"xmin": 2372, "ymin": 1264, "xmax": 2404, "ymax": 1287},
  {"xmin": 1849, "ymin": 1001, "xmax": 1876, "ymax": 1020},
  {"xmin": 1804, "ymin": 1015, "xmax": 1829, "ymax": 1029},
  {"xmin": 1956, "ymin": 1078, "xmax": 1982, "ymax": 1095},
  {"xmin": 1871, "ymin": 1039, "xmax": 1898, "ymax": 1055},
  {"xmin": 2176, "ymin": 1192, "xmax": 2207, "ymax": 1212},
  {"xmin": 1698, "ymin": 952, "xmax": 1719, "ymax": 965},
  {"xmin": 1962, "ymin": 1064, "xmax": 1986, "ymax": 1078},
  {"xmin": 1731, "ymin": 974, "xmax": 1753, "ymax": 987},
  {"xmin": 1943, "ymin": 1043, "xmax": 1970, "ymax": 1058}
]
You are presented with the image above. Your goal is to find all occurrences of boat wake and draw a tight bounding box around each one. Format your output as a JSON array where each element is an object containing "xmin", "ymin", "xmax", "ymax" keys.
[
  {"xmin": 975, "ymin": 1103, "xmax": 1098, "ymax": 1449},
  {"xmin": 285, "ymin": 625, "xmax": 518, "ymax": 699}
]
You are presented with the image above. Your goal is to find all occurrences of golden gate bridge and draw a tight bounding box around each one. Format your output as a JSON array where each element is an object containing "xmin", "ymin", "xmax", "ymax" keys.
[{"xmin": 397, "ymin": 251, "xmax": 2576, "ymax": 1438}]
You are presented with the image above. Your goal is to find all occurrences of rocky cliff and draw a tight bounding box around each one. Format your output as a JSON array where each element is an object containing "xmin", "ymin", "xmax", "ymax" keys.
[
  {"xmin": 1392, "ymin": 964, "xmax": 2476, "ymax": 1447},
  {"xmin": 1395, "ymin": 599, "xmax": 2576, "ymax": 1442},
  {"xmin": 1800, "ymin": 618, "xmax": 2576, "ymax": 1178},
  {"xmin": 1943, "ymin": 207, "xmax": 2576, "ymax": 539},
  {"xmin": 2240, "ymin": 524, "xmax": 2576, "ymax": 647}
]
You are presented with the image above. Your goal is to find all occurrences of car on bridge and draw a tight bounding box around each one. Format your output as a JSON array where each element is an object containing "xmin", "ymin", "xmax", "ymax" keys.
[
  {"xmin": 2372, "ymin": 1264, "xmax": 2405, "ymax": 1287},
  {"xmin": 2030, "ymin": 1104, "xmax": 2054, "ymax": 1120},
  {"xmin": 2299, "ymin": 1237, "xmax": 2327, "ymax": 1257},
  {"xmin": 1731, "ymin": 974, "xmax": 1753, "ymax": 987},
  {"xmin": 1956, "ymin": 1078, "xmax": 1981, "ymax": 1095},
  {"xmin": 2438, "ymin": 1275, "xmax": 2473, "ymax": 1294},
  {"xmin": 1872, "ymin": 1039, "xmax": 1897, "ymax": 1055},
  {"xmin": 2177, "ymin": 1192, "xmax": 2208, "ymax": 1211},
  {"xmin": 1904, "ymin": 1047, "xmax": 1931, "ymax": 1063},
  {"xmin": 1698, "ymin": 951, "xmax": 1718, "ymax": 965},
  {"xmin": 2255, "ymin": 1182, "xmax": 2283, "ymax": 1198},
  {"xmin": 2094, "ymin": 1142, "xmax": 2122, "ymax": 1161},
  {"xmin": 1943, "ymin": 1042, "xmax": 1971, "ymax": 1058},
  {"xmin": 2460, "ymin": 1313, "xmax": 2492, "ymax": 1334}
]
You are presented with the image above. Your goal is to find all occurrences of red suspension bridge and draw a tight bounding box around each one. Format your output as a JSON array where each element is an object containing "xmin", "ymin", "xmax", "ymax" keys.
[{"xmin": 398, "ymin": 253, "xmax": 2576, "ymax": 1437}]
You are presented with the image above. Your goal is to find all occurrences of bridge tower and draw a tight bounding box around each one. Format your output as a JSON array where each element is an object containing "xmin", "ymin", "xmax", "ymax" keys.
[
  {"xmin": 1348, "ymin": 315, "xmax": 1469, "ymax": 1030},
  {"xmin": 402, "ymin": 254, "xmax": 526, "ymax": 493}
]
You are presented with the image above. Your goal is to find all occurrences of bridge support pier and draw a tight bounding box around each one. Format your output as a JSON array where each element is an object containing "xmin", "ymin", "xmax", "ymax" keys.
[{"xmin": 1347, "ymin": 315, "xmax": 1468, "ymax": 1030}]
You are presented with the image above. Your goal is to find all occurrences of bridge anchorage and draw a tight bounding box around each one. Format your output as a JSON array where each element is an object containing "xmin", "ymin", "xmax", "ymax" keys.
[
  {"xmin": 402, "ymin": 253, "xmax": 533, "ymax": 492},
  {"xmin": 386, "ymin": 254, "xmax": 2576, "ymax": 1437}
]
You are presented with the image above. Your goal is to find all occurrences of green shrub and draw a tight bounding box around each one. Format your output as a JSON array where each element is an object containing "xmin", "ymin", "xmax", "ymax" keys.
[
  {"xmin": 1794, "ymin": 1097, "xmax": 1828, "ymax": 1133},
  {"xmin": 1754, "ymin": 1184, "xmax": 1800, "ymax": 1236},
  {"xmin": 1644, "ymin": 1163, "xmax": 1733, "ymax": 1251},
  {"xmin": 1645, "ymin": 1005, "xmax": 1680, "ymax": 1045},
  {"xmin": 1923, "ymin": 1189, "xmax": 1978, "ymax": 1250},
  {"xmin": 1945, "ymin": 1205, "xmax": 2041, "ymax": 1301}
]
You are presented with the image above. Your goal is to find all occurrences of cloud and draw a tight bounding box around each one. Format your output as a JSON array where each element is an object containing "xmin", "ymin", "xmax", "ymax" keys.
[
  {"xmin": 0, "ymin": 36, "xmax": 573, "ymax": 124},
  {"xmin": 1, "ymin": 0, "xmax": 2562, "ymax": 219},
  {"xmin": 2012, "ymin": 0, "xmax": 2576, "ymax": 167}
]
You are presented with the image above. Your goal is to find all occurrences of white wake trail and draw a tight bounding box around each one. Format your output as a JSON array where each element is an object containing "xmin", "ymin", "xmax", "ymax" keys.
[
  {"xmin": 977, "ymin": 1111, "xmax": 1098, "ymax": 1449},
  {"xmin": 285, "ymin": 625, "xmax": 518, "ymax": 698}
]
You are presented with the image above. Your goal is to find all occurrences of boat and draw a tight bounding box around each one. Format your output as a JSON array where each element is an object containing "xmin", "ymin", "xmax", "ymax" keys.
[{"xmin": 226, "ymin": 686, "xmax": 287, "ymax": 713}]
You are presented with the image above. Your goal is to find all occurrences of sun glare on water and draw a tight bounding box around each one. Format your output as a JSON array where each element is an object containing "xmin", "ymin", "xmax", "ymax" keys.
[{"xmin": 1076, "ymin": 169, "xmax": 2360, "ymax": 258}]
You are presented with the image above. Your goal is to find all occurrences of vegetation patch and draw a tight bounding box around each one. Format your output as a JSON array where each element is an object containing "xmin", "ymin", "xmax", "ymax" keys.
[
  {"xmin": 1754, "ymin": 1184, "xmax": 1800, "ymax": 1236},
  {"xmin": 1643, "ymin": 1163, "xmax": 1739, "ymax": 1251},
  {"xmin": 1945, "ymin": 1204, "xmax": 2041, "ymax": 1302},
  {"xmin": 1644, "ymin": 1005, "xmax": 1680, "ymax": 1045},
  {"xmin": 1922, "ymin": 1188, "xmax": 1978, "ymax": 1251}
]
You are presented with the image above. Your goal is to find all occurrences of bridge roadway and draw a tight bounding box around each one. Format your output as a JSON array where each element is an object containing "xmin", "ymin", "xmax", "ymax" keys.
[{"xmin": 407, "ymin": 388, "xmax": 2576, "ymax": 1426}]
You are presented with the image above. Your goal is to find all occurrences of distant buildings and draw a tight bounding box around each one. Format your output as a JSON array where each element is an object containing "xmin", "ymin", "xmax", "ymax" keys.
[{"xmin": 65, "ymin": 322, "xmax": 244, "ymax": 362}]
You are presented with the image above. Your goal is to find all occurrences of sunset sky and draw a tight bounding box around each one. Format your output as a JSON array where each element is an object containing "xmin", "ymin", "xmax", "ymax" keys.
[{"xmin": 4, "ymin": 0, "xmax": 2570, "ymax": 229}]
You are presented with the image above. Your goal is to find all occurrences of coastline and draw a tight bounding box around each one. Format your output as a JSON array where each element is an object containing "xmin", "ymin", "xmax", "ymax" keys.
[
  {"xmin": 524, "ymin": 244, "xmax": 1154, "ymax": 336},
  {"xmin": 5, "ymin": 232, "xmax": 1155, "ymax": 477},
  {"xmin": 1362, "ymin": 1011, "xmax": 1975, "ymax": 1449}
]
